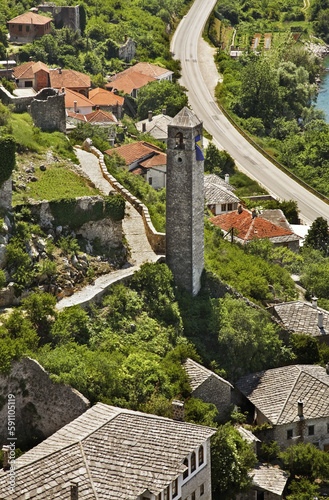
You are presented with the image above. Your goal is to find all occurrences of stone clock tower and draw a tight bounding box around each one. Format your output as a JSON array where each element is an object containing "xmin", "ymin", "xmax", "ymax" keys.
[{"xmin": 166, "ymin": 107, "xmax": 204, "ymax": 295}]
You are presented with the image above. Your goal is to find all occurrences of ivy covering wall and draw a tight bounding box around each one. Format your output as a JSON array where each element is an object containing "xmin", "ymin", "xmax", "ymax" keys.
[{"xmin": 0, "ymin": 136, "xmax": 15, "ymax": 188}]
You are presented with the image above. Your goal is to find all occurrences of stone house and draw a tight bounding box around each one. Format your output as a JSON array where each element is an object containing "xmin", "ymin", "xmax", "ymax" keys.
[
  {"xmin": 210, "ymin": 207, "xmax": 301, "ymax": 251},
  {"xmin": 67, "ymin": 108, "xmax": 117, "ymax": 144},
  {"xmin": 269, "ymin": 297, "xmax": 329, "ymax": 341},
  {"xmin": 136, "ymin": 110, "xmax": 172, "ymax": 143},
  {"xmin": 235, "ymin": 364, "xmax": 329, "ymax": 451},
  {"xmin": 13, "ymin": 61, "xmax": 50, "ymax": 91},
  {"xmin": 30, "ymin": 87, "xmax": 66, "ymax": 133},
  {"xmin": 183, "ymin": 358, "xmax": 233, "ymax": 422},
  {"xmin": 236, "ymin": 464, "xmax": 289, "ymax": 500},
  {"xmin": 118, "ymin": 35, "xmax": 136, "ymax": 62},
  {"xmin": 8, "ymin": 12, "xmax": 52, "ymax": 43},
  {"xmin": 0, "ymin": 402, "xmax": 216, "ymax": 499},
  {"xmin": 37, "ymin": 4, "xmax": 80, "ymax": 32},
  {"xmin": 204, "ymin": 174, "xmax": 240, "ymax": 216},
  {"xmin": 89, "ymin": 87, "xmax": 124, "ymax": 119},
  {"xmin": 105, "ymin": 141, "xmax": 167, "ymax": 189},
  {"xmin": 119, "ymin": 62, "xmax": 174, "ymax": 82},
  {"xmin": 49, "ymin": 68, "xmax": 91, "ymax": 96}
]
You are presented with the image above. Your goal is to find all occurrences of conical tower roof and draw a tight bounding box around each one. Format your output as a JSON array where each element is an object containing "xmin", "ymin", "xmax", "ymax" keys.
[{"xmin": 169, "ymin": 107, "xmax": 202, "ymax": 128}]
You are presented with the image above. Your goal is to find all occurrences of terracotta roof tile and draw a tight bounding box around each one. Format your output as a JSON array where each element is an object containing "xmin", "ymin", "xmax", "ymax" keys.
[
  {"xmin": 89, "ymin": 87, "xmax": 124, "ymax": 106},
  {"xmin": 105, "ymin": 141, "xmax": 165, "ymax": 166},
  {"xmin": 8, "ymin": 12, "xmax": 52, "ymax": 24},
  {"xmin": 210, "ymin": 208, "xmax": 296, "ymax": 243},
  {"xmin": 114, "ymin": 62, "xmax": 173, "ymax": 79},
  {"xmin": 85, "ymin": 109, "xmax": 117, "ymax": 124},
  {"xmin": 66, "ymin": 110, "xmax": 87, "ymax": 121},
  {"xmin": 64, "ymin": 88, "xmax": 93, "ymax": 108},
  {"xmin": 106, "ymin": 71, "xmax": 156, "ymax": 94},
  {"xmin": 13, "ymin": 61, "xmax": 49, "ymax": 80},
  {"xmin": 49, "ymin": 68, "xmax": 90, "ymax": 90}
]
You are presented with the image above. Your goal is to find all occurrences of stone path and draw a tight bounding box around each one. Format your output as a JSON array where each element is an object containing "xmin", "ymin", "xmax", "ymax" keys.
[{"xmin": 56, "ymin": 148, "xmax": 161, "ymax": 310}]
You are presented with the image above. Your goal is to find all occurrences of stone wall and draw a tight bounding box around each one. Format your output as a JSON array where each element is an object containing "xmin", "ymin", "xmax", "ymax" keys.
[
  {"xmin": 181, "ymin": 439, "xmax": 213, "ymax": 500},
  {"xmin": 118, "ymin": 37, "xmax": 136, "ymax": 62},
  {"xmin": 192, "ymin": 376, "xmax": 232, "ymax": 422},
  {"xmin": 0, "ymin": 357, "xmax": 89, "ymax": 448},
  {"xmin": 85, "ymin": 145, "xmax": 166, "ymax": 254},
  {"xmin": 0, "ymin": 85, "xmax": 34, "ymax": 112},
  {"xmin": 0, "ymin": 177, "xmax": 12, "ymax": 210},
  {"xmin": 30, "ymin": 88, "xmax": 66, "ymax": 133}
]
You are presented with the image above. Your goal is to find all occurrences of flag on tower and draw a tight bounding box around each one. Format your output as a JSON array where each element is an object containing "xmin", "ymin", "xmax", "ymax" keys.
[{"xmin": 195, "ymin": 135, "xmax": 204, "ymax": 161}]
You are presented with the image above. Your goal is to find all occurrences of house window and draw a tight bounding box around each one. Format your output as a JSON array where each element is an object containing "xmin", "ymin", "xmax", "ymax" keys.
[
  {"xmin": 191, "ymin": 452, "xmax": 196, "ymax": 472},
  {"xmin": 198, "ymin": 445, "xmax": 204, "ymax": 466},
  {"xmin": 191, "ymin": 492, "xmax": 195, "ymax": 500},
  {"xmin": 183, "ymin": 458, "xmax": 189, "ymax": 479},
  {"xmin": 287, "ymin": 429, "xmax": 293, "ymax": 440},
  {"xmin": 221, "ymin": 204, "xmax": 226, "ymax": 212},
  {"xmin": 164, "ymin": 486, "xmax": 170, "ymax": 500},
  {"xmin": 256, "ymin": 492, "xmax": 264, "ymax": 500},
  {"xmin": 172, "ymin": 479, "xmax": 178, "ymax": 498},
  {"xmin": 18, "ymin": 25, "xmax": 22, "ymax": 31},
  {"xmin": 149, "ymin": 177, "xmax": 152, "ymax": 185},
  {"xmin": 308, "ymin": 425, "xmax": 315, "ymax": 436},
  {"xmin": 175, "ymin": 132, "xmax": 185, "ymax": 150},
  {"xmin": 227, "ymin": 203, "xmax": 232, "ymax": 211},
  {"xmin": 26, "ymin": 25, "xmax": 30, "ymax": 32},
  {"xmin": 327, "ymin": 423, "xmax": 329, "ymax": 434},
  {"xmin": 24, "ymin": 81, "xmax": 33, "ymax": 88},
  {"xmin": 200, "ymin": 484, "xmax": 204, "ymax": 496}
]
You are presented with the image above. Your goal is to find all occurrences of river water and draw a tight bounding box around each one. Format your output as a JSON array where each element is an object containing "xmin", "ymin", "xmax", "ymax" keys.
[{"xmin": 315, "ymin": 55, "xmax": 329, "ymax": 121}]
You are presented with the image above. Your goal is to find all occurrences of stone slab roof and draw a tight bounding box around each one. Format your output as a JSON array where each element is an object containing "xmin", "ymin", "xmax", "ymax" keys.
[
  {"xmin": 89, "ymin": 88, "xmax": 124, "ymax": 106},
  {"xmin": 210, "ymin": 208, "xmax": 300, "ymax": 244},
  {"xmin": 0, "ymin": 403, "xmax": 215, "ymax": 499},
  {"xmin": 183, "ymin": 358, "xmax": 233, "ymax": 392},
  {"xmin": 260, "ymin": 209, "xmax": 292, "ymax": 232},
  {"xmin": 8, "ymin": 12, "xmax": 52, "ymax": 24},
  {"xmin": 204, "ymin": 174, "xmax": 236, "ymax": 192},
  {"xmin": 204, "ymin": 179, "xmax": 240, "ymax": 205},
  {"xmin": 236, "ymin": 426, "xmax": 260, "ymax": 444},
  {"xmin": 236, "ymin": 365, "xmax": 329, "ymax": 425},
  {"xmin": 50, "ymin": 68, "xmax": 91, "ymax": 90},
  {"xmin": 272, "ymin": 301, "xmax": 329, "ymax": 337},
  {"xmin": 169, "ymin": 107, "xmax": 202, "ymax": 128},
  {"xmin": 250, "ymin": 463, "xmax": 289, "ymax": 496}
]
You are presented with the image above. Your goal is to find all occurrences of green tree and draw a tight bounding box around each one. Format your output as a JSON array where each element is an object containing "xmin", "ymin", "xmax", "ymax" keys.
[
  {"xmin": 286, "ymin": 478, "xmax": 320, "ymax": 500},
  {"xmin": 211, "ymin": 424, "xmax": 256, "ymax": 499},
  {"xmin": 21, "ymin": 292, "xmax": 57, "ymax": 342},
  {"xmin": 204, "ymin": 143, "xmax": 235, "ymax": 175},
  {"xmin": 304, "ymin": 217, "xmax": 329, "ymax": 255},
  {"xmin": 289, "ymin": 334, "xmax": 320, "ymax": 364},
  {"xmin": 137, "ymin": 80, "xmax": 188, "ymax": 119},
  {"xmin": 280, "ymin": 442, "xmax": 329, "ymax": 480},
  {"xmin": 51, "ymin": 306, "xmax": 90, "ymax": 345}
]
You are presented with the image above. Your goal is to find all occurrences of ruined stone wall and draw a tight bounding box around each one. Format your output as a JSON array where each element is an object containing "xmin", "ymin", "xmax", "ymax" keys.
[
  {"xmin": 30, "ymin": 88, "xmax": 66, "ymax": 133},
  {"xmin": 0, "ymin": 178, "xmax": 12, "ymax": 211},
  {"xmin": 0, "ymin": 86, "xmax": 34, "ymax": 112},
  {"xmin": 0, "ymin": 358, "xmax": 89, "ymax": 447}
]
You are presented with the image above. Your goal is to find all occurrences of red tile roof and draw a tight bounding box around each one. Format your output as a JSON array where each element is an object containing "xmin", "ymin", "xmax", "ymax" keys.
[
  {"xmin": 64, "ymin": 88, "xmax": 94, "ymax": 108},
  {"xmin": 66, "ymin": 110, "xmax": 87, "ymax": 122},
  {"xmin": 105, "ymin": 72, "xmax": 156, "ymax": 95},
  {"xmin": 210, "ymin": 209, "xmax": 294, "ymax": 242},
  {"xmin": 85, "ymin": 109, "xmax": 117, "ymax": 124},
  {"xmin": 113, "ymin": 62, "xmax": 172, "ymax": 79},
  {"xmin": 50, "ymin": 69, "xmax": 90, "ymax": 90},
  {"xmin": 105, "ymin": 141, "xmax": 166, "ymax": 168},
  {"xmin": 13, "ymin": 61, "xmax": 49, "ymax": 80},
  {"xmin": 89, "ymin": 88, "xmax": 124, "ymax": 106},
  {"xmin": 8, "ymin": 12, "xmax": 52, "ymax": 25}
]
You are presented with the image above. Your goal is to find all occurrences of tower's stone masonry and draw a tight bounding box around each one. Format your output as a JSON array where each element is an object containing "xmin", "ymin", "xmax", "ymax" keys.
[{"xmin": 166, "ymin": 107, "xmax": 204, "ymax": 295}]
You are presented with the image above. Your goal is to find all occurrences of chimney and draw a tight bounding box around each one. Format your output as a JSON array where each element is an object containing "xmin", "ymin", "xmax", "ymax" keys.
[
  {"xmin": 71, "ymin": 480, "xmax": 79, "ymax": 500},
  {"xmin": 2, "ymin": 446, "xmax": 10, "ymax": 470},
  {"xmin": 312, "ymin": 297, "xmax": 318, "ymax": 308},
  {"xmin": 318, "ymin": 311, "xmax": 324, "ymax": 329},
  {"xmin": 142, "ymin": 122, "xmax": 146, "ymax": 132},
  {"xmin": 148, "ymin": 110, "xmax": 152, "ymax": 122},
  {"xmin": 74, "ymin": 101, "xmax": 77, "ymax": 113},
  {"xmin": 225, "ymin": 173, "xmax": 230, "ymax": 184},
  {"xmin": 298, "ymin": 399, "xmax": 304, "ymax": 418},
  {"xmin": 162, "ymin": 108, "xmax": 166, "ymax": 115},
  {"xmin": 172, "ymin": 400, "xmax": 185, "ymax": 422},
  {"xmin": 59, "ymin": 67, "xmax": 62, "ymax": 74}
]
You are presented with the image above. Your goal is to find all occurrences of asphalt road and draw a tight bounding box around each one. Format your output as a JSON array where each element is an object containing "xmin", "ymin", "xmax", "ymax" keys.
[{"xmin": 170, "ymin": 0, "xmax": 329, "ymax": 225}]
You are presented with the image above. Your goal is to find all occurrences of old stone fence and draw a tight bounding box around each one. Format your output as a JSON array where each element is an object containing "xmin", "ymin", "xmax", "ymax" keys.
[{"xmin": 85, "ymin": 144, "xmax": 166, "ymax": 254}]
